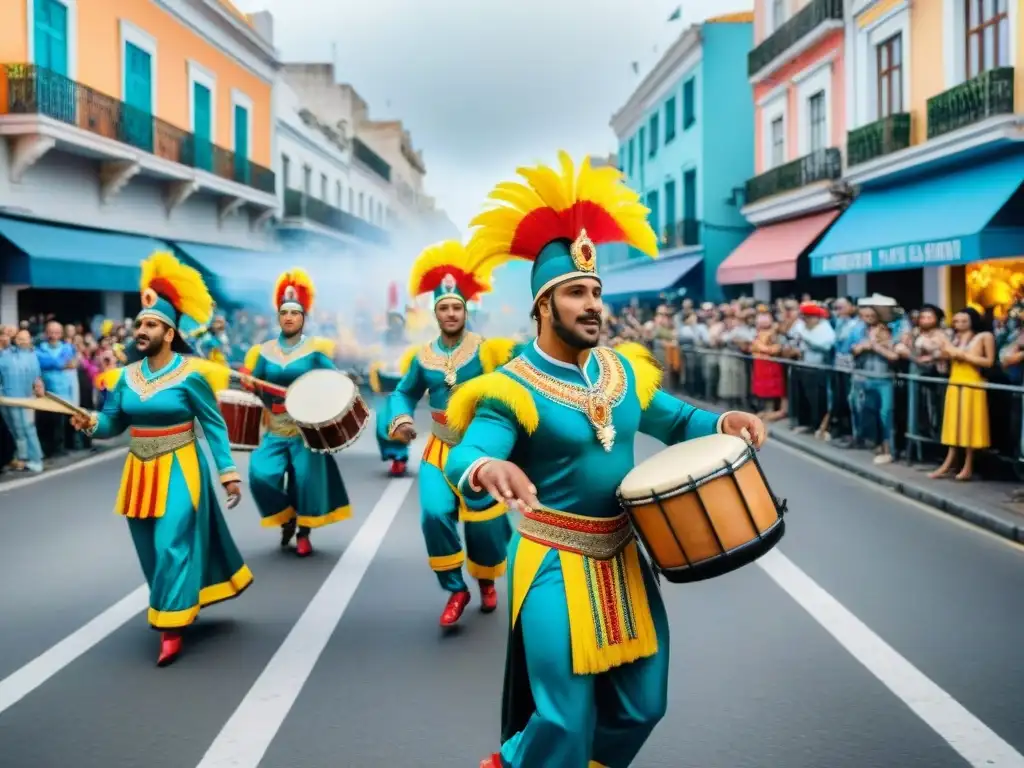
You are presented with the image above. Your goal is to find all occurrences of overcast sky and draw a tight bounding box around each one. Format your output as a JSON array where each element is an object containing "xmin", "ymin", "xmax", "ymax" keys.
[{"xmin": 238, "ymin": 0, "xmax": 754, "ymax": 234}]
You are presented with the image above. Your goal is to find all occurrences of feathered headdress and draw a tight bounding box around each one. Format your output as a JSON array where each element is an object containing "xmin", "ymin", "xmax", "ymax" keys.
[
  {"xmin": 138, "ymin": 251, "xmax": 214, "ymax": 330},
  {"xmin": 468, "ymin": 151, "xmax": 657, "ymax": 304},
  {"xmin": 408, "ymin": 239, "xmax": 492, "ymax": 307},
  {"xmin": 273, "ymin": 268, "xmax": 315, "ymax": 314}
]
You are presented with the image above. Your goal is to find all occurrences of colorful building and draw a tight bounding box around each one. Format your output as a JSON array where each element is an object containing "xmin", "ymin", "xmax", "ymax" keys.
[
  {"xmin": 806, "ymin": 0, "xmax": 1024, "ymax": 316},
  {"xmin": 606, "ymin": 13, "xmax": 755, "ymax": 306},
  {"xmin": 716, "ymin": 0, "xmax": 848, "ymax": 301},
  {"xmin": 0, "ymin": 0, "xmax": 279, "ymax": 324}
]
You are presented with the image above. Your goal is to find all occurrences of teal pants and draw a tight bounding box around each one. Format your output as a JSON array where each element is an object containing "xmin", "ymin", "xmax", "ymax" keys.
[
  {"xmin": 500, "ymin": 540, "xmax": 669, "ymax": 768},
  {"xmin": 421, "ymin": 457, "xmax": 511, "ymax": 592},
  {"xmin": 249, "ymin": 433, "xmax": 352, "ymax": 529},
  {"xmin": 127, "ymin": 453, "xmax": 250, "ymax": 630},
  {"xmin": 374, "ymin": 395, "xmax": 408, "ymax": 462}
]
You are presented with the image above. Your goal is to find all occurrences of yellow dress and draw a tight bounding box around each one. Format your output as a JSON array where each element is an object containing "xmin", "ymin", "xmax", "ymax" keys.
[{"xmin": 940, "ymin": 359, "xmax": 990, "ymax": 449}]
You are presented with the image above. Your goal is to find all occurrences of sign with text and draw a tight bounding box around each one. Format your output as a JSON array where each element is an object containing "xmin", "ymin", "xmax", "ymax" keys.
[{"xmin": 811, "ymin": 237, "xmax": 973, "ymax": 276}]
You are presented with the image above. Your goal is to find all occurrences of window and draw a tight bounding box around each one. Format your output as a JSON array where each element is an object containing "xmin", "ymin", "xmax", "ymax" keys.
[
  {"xmin": 772, "ymin": 0, "xmax": 786, "ymax": 30},
  {"xmin": 281, "ymin": 154, "xmax": 290, "ymax": 188},
  {"xmin": 639, "ymin": 127, "xmax": 646, "ymax": 167},
  {"xmin": 349, "ymin": 188, "xmax": 354, "ymax": 212},
  {"xmin": 359, "ymin": 192, "xmax": 365, "ymax": 217},
  {"xmin": 628, "ymin": 137, "xmax": 635, "ymax": 175},
  {"xmin": 875, "ymin": 34, "xmax": 903, "ymax": 118},
  {"xmin": 965, "ymin": 0, "xmax": 1010, "ymax": 78},
  {"xmin": 336, "ymin": 181, "xmax": 342, "ymax": 207},
  {"xmin": 231, "ymin": 89, "xmax": 253, "ymax": 183},
  {"xmin": 664, "ymin": 97, "xmax": 677, "ymax": 143},
  {"xmin": 320, "ymin": 173, "xmax": 328, "ymax": 200},
  {"xmin": 682, "ymin": 79, "xmax": 695, "ymax": 129},
  {"xmin": 770, "ymin": 117, "xmax": 785, "ymax": 166},
  {"xmin": 302, "ymin": 165, "xmax": 311, "ymax": 195},
  {"xmin": 808, "ymin": 91, "xmax": 826, "ymax": 152},
  {"xmin": 648, "ymin": 114, "xmax": 659, "ymax": 157},
  {"xmin": 34, "ymin": 0, "xmax": 70, "ymax": 76}
]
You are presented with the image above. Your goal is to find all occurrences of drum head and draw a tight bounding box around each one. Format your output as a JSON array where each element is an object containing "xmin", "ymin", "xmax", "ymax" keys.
[
  {"xmin": 218, "ymin": 389, "xmax": 262, "ymax": 406},
  {"xmin": 285, "ymin": 369, "xmax": 356, "ymax": 425},
  {"xmin": 620, "ymin": 433, "xmax": 750, "ymax": 499}
]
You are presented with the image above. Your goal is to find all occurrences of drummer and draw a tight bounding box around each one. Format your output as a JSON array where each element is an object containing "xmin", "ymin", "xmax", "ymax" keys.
[
  {"xmin": 442, "ymin": 152, "xmax": 765, "ymax": 768},
  {"xmin": 369, "ymin": 290, "xmax": 412, "ymax": 478},
  {"xmin": 386, "ymin": 239, "xmax": 518, "ymax": 628},
  {"xmin": 241, "ymin": 269, "xmax": 353, "ymax": 557}
]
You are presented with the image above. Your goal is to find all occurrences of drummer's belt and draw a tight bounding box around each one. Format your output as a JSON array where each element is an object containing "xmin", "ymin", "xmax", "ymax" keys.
[
  {"xmin": 429, "ymin": 410, "xmax": 461, "ymax": 446},
  {"xmin": 512, "ymin": 507, "xmax": 658, "ymax": 676},
  {"xmin": 265, "ymin": 407, "xmax": 300, "ymax": 438},
  {"xmin": 119, "ymin": 422, "xmax": 201, "ymax": 519}
]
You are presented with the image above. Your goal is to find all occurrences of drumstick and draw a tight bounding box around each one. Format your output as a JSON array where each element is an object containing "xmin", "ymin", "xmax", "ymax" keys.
[
  {"xmin": 230, "ymin": 370, "xmax": 288, "ymax": 398},
  {"xmin": 0, "ymin": 395, "xmax": 78, "ymax": 415},
  {"xmin": 42, "ymin": 392, "xmax": 92, "ymax": 419}
]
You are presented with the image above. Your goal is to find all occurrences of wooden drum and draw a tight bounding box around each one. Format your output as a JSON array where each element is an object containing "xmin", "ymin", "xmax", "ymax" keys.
[
  {"xmin": 217, "ymin": 389, "xmax": 264, "ymax": 451},
  {"xmin": 285, "ymin": 369, "xmax": 370, "ymax": 454},
  {"xmin": 617, "ymin": 433, "xmax": 786, "ymax": 584}
]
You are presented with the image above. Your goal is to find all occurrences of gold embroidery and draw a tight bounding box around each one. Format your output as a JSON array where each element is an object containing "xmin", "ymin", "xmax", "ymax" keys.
[
  {"xmin": 416, "ymin": 332, "xmax": 482, "ymax": 387},
  {"xmin": 504, "ymin": 348, "xmax": 626, "ymax": 451},
  {"xmin": 259, "ymin": 337, "xmax": 316, "ymax": 367},
  {"xmin": 124, "ymin": 359, "xmax": 192, "ymax": 401}
]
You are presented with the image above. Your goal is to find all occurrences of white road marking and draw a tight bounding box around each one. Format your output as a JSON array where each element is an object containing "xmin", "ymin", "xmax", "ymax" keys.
[
  {"xmin": 0, "ymin": 585, "xmax": 147, "ymax": 714},
  {"xmin": 758, "ymin": 549, "xmax": 1024, "ymax": 767},
  {"xmin": 195, "ymin": 466, "xmax": 418, "ymax": 768},
  {"xmin": 0, "ymin": 446, "xmax": 128, "ymax": 494}
]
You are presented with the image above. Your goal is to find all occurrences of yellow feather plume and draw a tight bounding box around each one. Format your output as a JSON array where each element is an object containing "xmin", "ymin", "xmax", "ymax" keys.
[
  {"xmin": 407, "ymin": 239, "xmax": 494, "ymax": 300},
  {"xmin": 140, "ymin": 251, "xmax": 214, "ymax": 326},
  {"xmin": 468, "ymin": 151, "xmax": 658, "ymax": 274}
]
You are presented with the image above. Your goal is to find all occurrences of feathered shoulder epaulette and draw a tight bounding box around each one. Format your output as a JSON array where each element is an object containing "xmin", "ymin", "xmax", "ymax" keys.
[
  {"xmin": 613, "ymin": 342, "xmax": 662, "ymax": 410},
  {"xmin": 445, "ymin": 370, "xmax": 538, "ymax": 436}
]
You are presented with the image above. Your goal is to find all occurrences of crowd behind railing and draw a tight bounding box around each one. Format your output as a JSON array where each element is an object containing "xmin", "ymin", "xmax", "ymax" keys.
[{"xmin": 600, "ymin": 294, "xmax": 1024, "ymax": 495}]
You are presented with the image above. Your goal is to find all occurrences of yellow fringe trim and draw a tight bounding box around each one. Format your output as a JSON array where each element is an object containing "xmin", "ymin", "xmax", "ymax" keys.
[
  {"xmin": 114, "ymin": 445, "xmax": 201, "ymax": 518},
  {"xmin": 399, "ymin": 345, "xmax": 419, "ymax": 376},
  {"xmin": 296, "ymin": 505, "xmax": 352, "ymax": 528},
  {"xmin": 460, "ymin": 501, "xmax": 506, "ymax": 523},
  {"xmin": 429, "ymin": 551, "xmax": 466, "ymax": 571},
  {"xmin": 445, "ymin": 372, "xmax": 538, "ymax": 436},
  {"xmin": 614, "ymin": 342, "xmax": 662, "ymax": 410},
  {"xmin": 479, "ymin": 337, "xmax": 518, "ymax": 373},
  {"xmin": 146, "ymin": 563, "xmax": 253, "ymax": 629},
  {"xmin": 468, "ymin": 559, "xmax": 507, "ymax": 580},
  {"xmin": 261, "ymin": 506, "xmax": 296, "ymax": 527},
  {"xmin": 512, "ymin": 538, "xmax": 658, "ymax": 676}
]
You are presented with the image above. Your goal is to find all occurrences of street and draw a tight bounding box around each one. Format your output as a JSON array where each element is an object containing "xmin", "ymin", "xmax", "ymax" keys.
[{"xmin": 1, "ymin": 409, "xmax": 1024, "ymax": 768}]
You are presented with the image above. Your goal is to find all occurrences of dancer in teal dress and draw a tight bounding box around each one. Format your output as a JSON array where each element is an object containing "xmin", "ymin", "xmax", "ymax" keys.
[
  {"xmin": 241, "ymin": 268, "xmax": 351, "ymax": 558},
  {"xmin": 387, "ymin": 239, "xmax": 518, "ymax": 627},
  {"xmin": 443, "ymin": 152, "xmax": 766, "ymax": 767},
  {"xmin": 369, "ymin": 306, "xmax": 412, "ymax": 477},
  {"xmin": 72, "ymin": 251, "xmax": 251, "ymax": 668}
]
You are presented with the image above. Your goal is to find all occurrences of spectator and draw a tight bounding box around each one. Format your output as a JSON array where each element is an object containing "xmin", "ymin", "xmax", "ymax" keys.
[
  {"xmin": 851, "ymin": 298, "xmax": 900, "ymax": 464},
  {"xmin": 0, "ymin": 328, "xmax": 45, "ymax": 473},
  {"xmin": 35, "ymin": 320, "xmax": 76, "ymax": 457},
  {"xmin": 790, "ymin": 302, "xmax": 836, "ymax": 437},
  {"xmin": 750, "ymin": 312, "xmax": 786, "ymax": 422}
]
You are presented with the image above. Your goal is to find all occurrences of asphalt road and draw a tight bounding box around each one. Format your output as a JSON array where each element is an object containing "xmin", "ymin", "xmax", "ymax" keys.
[{"xmin": 1, "ymin": 407, "xmax": 1023, "ymax": 768}]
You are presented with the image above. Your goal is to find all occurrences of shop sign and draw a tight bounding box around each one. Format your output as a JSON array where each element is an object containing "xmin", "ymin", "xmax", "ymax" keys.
[{"xmin": 814, "ymin": 238, "xmax": 967, "ymax": 275}]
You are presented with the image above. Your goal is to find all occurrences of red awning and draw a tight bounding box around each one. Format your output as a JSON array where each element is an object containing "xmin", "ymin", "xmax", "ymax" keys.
[{"xmin": 717, "ymin": 210, "xmax": 840, "ymax": 285}]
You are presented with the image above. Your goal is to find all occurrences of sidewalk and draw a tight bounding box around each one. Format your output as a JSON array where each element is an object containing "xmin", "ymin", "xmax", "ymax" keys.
[
  {"xmin": 679, "ymin": 393, "xmax": 1024, "ymax": 544},
  {"xmin": 0, "ymin": 436, "xmax": 127, "ymax": 486}
]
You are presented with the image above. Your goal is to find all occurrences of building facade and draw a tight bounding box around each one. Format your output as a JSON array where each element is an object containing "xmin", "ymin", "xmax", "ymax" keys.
[
  {"xmin": 0, "ymin": 0, "xmax": 280, "ymax": 324},
  {"xmin": 716, "ymin": 0, "xmax": 848, "ymax": 302},
  {"xmin": 607, "ymin": 13, "xmax": 755, "ymax": 306},
  {"xmin": 807, "ymin": 0, "xmax": 1023, "ymax": 315}
]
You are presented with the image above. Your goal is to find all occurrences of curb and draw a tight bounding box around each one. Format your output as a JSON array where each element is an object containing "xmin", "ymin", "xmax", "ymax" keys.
[{"xmin": 767, "ymin": 426, "xmax": 1024, "ymax": 545}]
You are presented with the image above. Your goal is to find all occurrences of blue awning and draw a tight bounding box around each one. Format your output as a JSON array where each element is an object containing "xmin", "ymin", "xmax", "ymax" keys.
[
  {"xmin": 0, "ymin": 217, "xmax": 167, "ymax": 292},
  {"xmin": 810, "ymin": 152, "xmax": 1024, "ymax": 276},
  {"xmin": 601, "ymin": 255, "xmax": 702, "ymax": 301}
]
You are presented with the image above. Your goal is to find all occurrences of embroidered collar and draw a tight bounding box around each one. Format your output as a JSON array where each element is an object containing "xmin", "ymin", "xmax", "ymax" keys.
[{"xmin": 125, "ymin": 356, "xmax": 192, "ymax": 400}]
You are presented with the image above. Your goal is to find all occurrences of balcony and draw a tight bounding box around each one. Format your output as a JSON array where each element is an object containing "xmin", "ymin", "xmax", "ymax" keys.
[
  {"xmin": 745, "ymin": 147, "xmax": 841, "ymax": 206},
  {"xmin": 927, "ymin": 67, "xmax": 1015, "ymax": 140},
  {"xmin": 282, "ymin": 189, "xmax": 388, "ymax": 245},
  {"xmin": 352, "ymin": 137, "xmax": 391, "ymax": 182},
  {"xmin": 661, "ymin": 219, "xmax": 701, "ymax": 249},
  {"xmin": 0, "ymin": 64, "xmax": 276, "ymax": 219},
  {"xmin": 847, "ymin": 113, "xmax": 911, "ymax": 167},
  {"xmin": 748, "ymin": 0, "xmax": 843, "ymax": 79}
]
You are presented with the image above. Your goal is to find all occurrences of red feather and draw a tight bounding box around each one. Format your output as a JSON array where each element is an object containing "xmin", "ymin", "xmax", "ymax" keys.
[
  {"xmin": 419, "ymin": 265, "xmax": 486, "ymax": 303},
  {"xmin": 508, "ymin": 201, "xmax": 626, "ymax": 261},
  {"xmin": 149, "ymin": 277, "xmax": 182, "ymax": 311}
]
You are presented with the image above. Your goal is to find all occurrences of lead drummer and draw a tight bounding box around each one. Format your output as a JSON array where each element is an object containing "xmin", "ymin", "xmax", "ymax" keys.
[
  {"xmin": 241, "ymin": 268, "xmax": 353, "ymax": 557},
  {"xmin": 442, "ymin": 152, "xmax": 766, "ymax": 768}
]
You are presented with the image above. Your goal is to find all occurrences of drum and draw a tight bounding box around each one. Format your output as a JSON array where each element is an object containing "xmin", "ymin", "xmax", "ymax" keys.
[
  {"xmin": 285, "ymin": 369, "xmax": 370, "ymax": 453},
  {"xmin": 217, "ymin": 389, "xmax": 264, "ymax": 451},
  {"xmin": 617, "ymin": 433, "xmax": 786, "ymax": 584}
]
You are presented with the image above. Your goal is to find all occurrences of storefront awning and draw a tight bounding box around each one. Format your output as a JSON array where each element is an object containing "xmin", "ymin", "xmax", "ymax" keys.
[
  {"xmin": 0, "ymin": 217, "xmax": 166, "ymax": 292},
  {"xmin": 716, "ymin": 210, "xmax": 840, "ymax": 285},
  {"xmin": 601, "ymin": 254, "xmax": 701, "ymax": 302},
  {"xmin": 809, "ymin": 153, "xmax": 1024, "ymax": 276}
]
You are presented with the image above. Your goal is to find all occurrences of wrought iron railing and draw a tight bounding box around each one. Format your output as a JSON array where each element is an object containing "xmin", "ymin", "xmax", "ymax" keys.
[
  {"xmin": 846, "ymin": 112, "xmax": 911, "ymax": 167},
  {"xmin": 926, "ymin": 67, "xmax": 1015, "ymax": 139},
  {"xmin": 744, "ymin": 147, "xmax": 842, "ymax": 205},
  {"xmin": 352, "ymin": 137, "xmax": 391, "ymax": 182},
  {"xmin": 748, "ymin": 0, "xmax": 843, "ymax": 76},
  {"xmin": 0, "ymin": 63, "xmax": 275, "ymax": 194},
  {"xmin": 282, "ymin": 188, "xmax": 389, "ymax": 244}
]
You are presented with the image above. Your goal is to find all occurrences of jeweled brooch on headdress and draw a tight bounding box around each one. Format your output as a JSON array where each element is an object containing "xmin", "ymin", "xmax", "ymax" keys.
[
  {"xmin": 141, "ymin": 288, "xmax": 158, "ymax": 308},
  {"xmin": 441, "ymin": 273, "xmax": 457, "ymax": 293},
  {"xmin": 570, "ymin": 229, "xmax": 597, "ymax": 274},
  {"xmin": 283, "ymin": 286, "xmax": 298, "ymax": 302}
]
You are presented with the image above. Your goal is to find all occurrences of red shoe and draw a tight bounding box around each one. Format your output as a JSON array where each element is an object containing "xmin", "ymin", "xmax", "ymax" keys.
[
  {"xmin": 389, "ymin": 459, "xmax": 407, "ymax": 477},
  {"xmin": 296, "ymin": 536, "xmax": 313, "ymax": 557},
  {"xmin": 440, "ymin": 590, "xmax": 471, "ymax": 627},
  {"xmin": 479, "ymin": 581, "xmax": 498, "ymax": 613},
  {"xmin": 480, "ymin": 754, "xmax": 502, "ymax": 768},
  {"xmin": 157, "ymin": 631, "xmax": 182, "ymax": 667}
]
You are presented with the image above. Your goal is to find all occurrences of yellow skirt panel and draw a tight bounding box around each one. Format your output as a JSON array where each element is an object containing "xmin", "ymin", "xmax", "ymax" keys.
[
  {"xmin": 511, "ymin": 537, "xmax": 658, "ymax": 676},
  {"xmin": 114, "ymin": 445, "xmax": 202, "ymax": 519}
]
